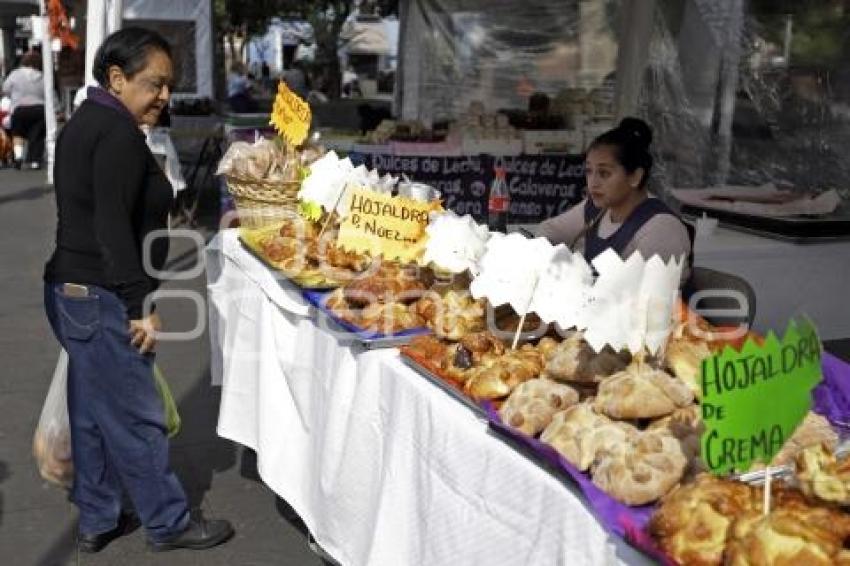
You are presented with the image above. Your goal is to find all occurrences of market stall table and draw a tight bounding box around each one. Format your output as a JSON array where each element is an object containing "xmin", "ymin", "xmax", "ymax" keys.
[{"xmin": 206, "ymin": 229, "xmax": 651, "ymax": 566}]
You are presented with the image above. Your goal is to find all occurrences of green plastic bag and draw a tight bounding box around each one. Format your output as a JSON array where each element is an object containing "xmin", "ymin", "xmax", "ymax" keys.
[{"xmin": 153, "ymin": 364, "xmax": 181, "ymax": 438}]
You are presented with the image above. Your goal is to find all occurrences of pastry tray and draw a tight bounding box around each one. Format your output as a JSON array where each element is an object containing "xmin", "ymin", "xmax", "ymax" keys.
[
  {"xmin": 399, "ymin": 353, "xmax": 488, "ymax": 420},
  {"xmin": 303, "ymin": 290, "xmax": 431, "ymax": 350},
  {"xmin": 681, "ymin": 204, "xmax": 850, "ymax": 243},
  {"xmin": 237, "ymin": 234, "xmax": 343, "ymax": 290}
]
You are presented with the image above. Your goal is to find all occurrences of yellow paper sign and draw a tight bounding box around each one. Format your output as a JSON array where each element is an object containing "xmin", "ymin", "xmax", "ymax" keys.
[
  {"xmin": 270, "ymin": 82, "xmax": 311, "ymax": 146},
  {"xmin": 337, "ymin": 188, "xmax": 442, "ymax": 263}
]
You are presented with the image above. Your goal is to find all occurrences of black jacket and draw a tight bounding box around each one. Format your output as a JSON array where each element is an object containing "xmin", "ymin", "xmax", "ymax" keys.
[{"xmin": 44, "ymin": 96, "xmax": 173, "ymax": 319}]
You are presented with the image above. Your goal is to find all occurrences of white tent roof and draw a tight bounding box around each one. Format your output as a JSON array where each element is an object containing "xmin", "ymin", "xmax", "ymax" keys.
[{"xmin": 123, "ymin": 0, "xmax": 213, "ymax": 98}]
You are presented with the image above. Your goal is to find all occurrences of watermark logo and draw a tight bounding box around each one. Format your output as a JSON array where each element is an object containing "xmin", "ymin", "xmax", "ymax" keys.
[{"xmin": 143, "ymin": 211, "xmax": 754, "ymax": 355}]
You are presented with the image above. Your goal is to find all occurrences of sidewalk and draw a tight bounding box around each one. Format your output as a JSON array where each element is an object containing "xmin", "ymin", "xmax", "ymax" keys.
[{"xmin": 0, "ymin": 168, "xmax": 327, "ymax": 565}]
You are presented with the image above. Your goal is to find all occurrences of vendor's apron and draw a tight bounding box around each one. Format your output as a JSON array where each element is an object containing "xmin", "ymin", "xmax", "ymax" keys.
[{"xmin": 582, "ymin": 198, "xmax": 695, "ymax": 290}]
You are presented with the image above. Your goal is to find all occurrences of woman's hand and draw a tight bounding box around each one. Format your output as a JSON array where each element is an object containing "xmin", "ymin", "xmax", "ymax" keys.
[{"xmin": 129, "ymin": 312, "xmax": 162, "ymax": 354}]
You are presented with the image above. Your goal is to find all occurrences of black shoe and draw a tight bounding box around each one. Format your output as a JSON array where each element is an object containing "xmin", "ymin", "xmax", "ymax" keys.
[
  {"xmin": 78, "ymin": 511, "xmax": 142, "ymax": 553},
  {"xmin": 148, "ymin": 513, "xmax": 234, "ymax": 552}
]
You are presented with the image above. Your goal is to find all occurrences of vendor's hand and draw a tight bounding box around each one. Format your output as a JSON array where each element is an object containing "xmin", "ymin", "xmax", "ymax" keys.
[{"xmin": 129, "ymin": 313, "xmax": 162, "ymax": 354}]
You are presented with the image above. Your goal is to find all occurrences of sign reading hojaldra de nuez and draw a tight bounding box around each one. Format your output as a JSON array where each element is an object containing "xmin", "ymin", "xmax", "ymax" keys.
[{"xmin": 700, "ymin": 318, "xmax": 822, "ymax": 475}]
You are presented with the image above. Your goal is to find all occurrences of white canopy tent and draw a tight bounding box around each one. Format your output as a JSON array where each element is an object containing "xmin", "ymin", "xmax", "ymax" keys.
[{"xmin": 122, "ymin": 0, "xmax": 213, "ymax": 99}]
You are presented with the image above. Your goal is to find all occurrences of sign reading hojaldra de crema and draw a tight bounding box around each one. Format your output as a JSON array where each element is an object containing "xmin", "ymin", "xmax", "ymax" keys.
[{"xmin": 700, "ymin": 318, "xmax": 822, "ymax": 475}]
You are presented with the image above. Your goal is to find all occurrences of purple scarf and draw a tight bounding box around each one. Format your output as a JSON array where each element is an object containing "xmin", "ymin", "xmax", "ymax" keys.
[{"xmin": 86, "ymin": 86, "xmax": 137, "ymax": 124}]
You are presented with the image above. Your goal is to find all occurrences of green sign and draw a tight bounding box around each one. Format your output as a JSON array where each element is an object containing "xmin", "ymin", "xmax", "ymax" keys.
[{"xmin": 700, "ymin": 318, "xmax": 822, "ymax": 474}]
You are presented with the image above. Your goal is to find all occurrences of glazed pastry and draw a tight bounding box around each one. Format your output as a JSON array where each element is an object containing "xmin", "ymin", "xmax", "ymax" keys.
[
  {"xmin": 405, "ymin": 335, "xmax": 447, "ymax": 362},
  {"xmin": 345, "ymin": 263, "xmax": 426, "ymax": 307},
  {"xmin": 796, "ymin": 443, "xmax": 850, "ymax": 505},
  {"xmin": 279, "ymin": 217, "xmax": 319, "ymax": 239},
  {"xmin": 359, "ymin": 302, "xmax": 425, "ymax": 334},
  {"xmin": 664, "ymin": 329, "xmax": 712, "ymax": 398},
  {"xmin": 725, "ymin": 501, "xmax": 850, "ymax": 566},
  {"xmin": 413, "ymin": 290, "xmax": 486, "ymax": 340},
  {"xmin": 770, "ymin": 412, "xmax": 838, "ymax": 467},
  {"xmin": 463, "ymin": 344, "xmax": 544, "ymax": 401},
  {"xmin": 535, "ymin": 336, "xmax": 560, "ymax": 360},
  {"xmin": 650, "ymin": 474, "xmax": 756, "ymax": 566},
  {"xmin": 460, "ymin": 331, "xmax": 505, "ymax": 357},
  {"xmin": 464, "ymin": 365, "xmax": 512, "ymax": 399}
]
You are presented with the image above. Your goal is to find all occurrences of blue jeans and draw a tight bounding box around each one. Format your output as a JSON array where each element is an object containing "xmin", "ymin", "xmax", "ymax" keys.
[{"xmin": 44, "ymin": 283, "xmax": 189, "ymax": 541}]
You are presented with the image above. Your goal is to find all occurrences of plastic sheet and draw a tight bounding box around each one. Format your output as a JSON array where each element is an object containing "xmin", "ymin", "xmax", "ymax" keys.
[
  {"xmin": 398, "ymin": 0, "xmax": 619, "ymax": 123},
  {"xmin": 640, "ymin": 0, "xmax": 850, "ymax": 200},
  {"xmin": 216, "ymin": 139, "xmax": 301, "ymax": 182},
  {"xmin": 398, "ymin": 0, "xmax": 850, "ymax": 209},
  {"xmin": 124, "ymin": 0, "xmax": 213, "ymax": 98}
]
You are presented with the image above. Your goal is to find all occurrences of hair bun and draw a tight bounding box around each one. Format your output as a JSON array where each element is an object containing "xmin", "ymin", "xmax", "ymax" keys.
[{"xmin": 617, "ymin": 117, "xmax": 652, "ymax": 149}]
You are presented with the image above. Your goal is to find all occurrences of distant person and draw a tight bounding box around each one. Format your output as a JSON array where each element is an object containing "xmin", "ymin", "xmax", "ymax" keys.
[
  {"xmin": 226, "ymin": 61, "xmax": 257, "ymax": 113},
  {"xmin": 341, "ymin": 65, "xmax": 361, "ymax": 98},
  {"xmin": 282, "ymin": 60, "xmax": 310, "ymax": 99},
  {"xmin": 44, "ymin": 27, "xmax": 234, "ymax": 554},
  {"xmin": 2, "ymin": 50, "xmax": 47, "ymax": 168}
]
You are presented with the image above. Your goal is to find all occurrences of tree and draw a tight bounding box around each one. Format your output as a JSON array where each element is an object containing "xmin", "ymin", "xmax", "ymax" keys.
[
  {"xmin": 301, "ymin": 2, "xmax": 353, "ymax": 98},
  {"xmin": 214, "ymin": 0, "xmax": 398, "ymax": 99},
  {"xmin": 215, "ymin": 0, "xmax": 282, "ymax": 65}
]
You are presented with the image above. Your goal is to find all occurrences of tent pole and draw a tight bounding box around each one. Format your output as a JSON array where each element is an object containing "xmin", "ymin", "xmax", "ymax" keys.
[
  {"xmin": 613, "ymin": 0, "xmax": 656, "ymax": 120},
  {"xmin": 107, "ymin": 0, "xmax": 124, "ymax": 34},
  {"xmin": 39, "ymin": 1, "xmax": 57, "ymax": 184}
]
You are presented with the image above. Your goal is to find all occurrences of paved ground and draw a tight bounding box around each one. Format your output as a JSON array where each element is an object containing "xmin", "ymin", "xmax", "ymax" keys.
[{"xmin": 0, "ymin": 168, "xmax": 328, "ymax": 565}]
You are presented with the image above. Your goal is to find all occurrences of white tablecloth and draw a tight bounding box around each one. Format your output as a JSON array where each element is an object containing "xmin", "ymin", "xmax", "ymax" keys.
[{"xmin": 207, "ymin": 229, "xmax": 651, "ymax": 566}]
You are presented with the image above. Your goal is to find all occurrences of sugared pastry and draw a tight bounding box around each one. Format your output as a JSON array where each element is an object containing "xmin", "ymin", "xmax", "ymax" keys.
[
  {"xmin": 594, "ymin": 363, "xmax": 694, "ymax": 420},
  {"xmin": 591, "ymin": 430, "xmax": 688, "ymax": 506},
  {"xmin": 543, "ymin": 331, "xmax": 631, "ymax": 384},
  {"xmin": 540, "ymin": 403, "xmax": 637, "ymax": 471},
  {"xmin": 500, "ymin": 378, "xmax": 579, "ymax": 436}
]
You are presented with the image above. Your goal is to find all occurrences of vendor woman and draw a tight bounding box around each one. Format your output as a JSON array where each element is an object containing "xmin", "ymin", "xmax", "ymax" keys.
[{"xmin": 539, "ymin": 117, "xmax": 692, "ymax": 284}]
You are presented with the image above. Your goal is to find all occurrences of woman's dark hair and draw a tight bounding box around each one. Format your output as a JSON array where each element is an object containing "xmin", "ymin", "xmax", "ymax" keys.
[
  {"xmin": 20, "ymin": 50, "xmax": 42, "ymax": 72},
  {"xmin": 92, "ymin": 27, "xmax": 172, "ymax": 87},
  {"xmin": 588, "ymin": 117, "xmax": 653, "ymax": 188}
]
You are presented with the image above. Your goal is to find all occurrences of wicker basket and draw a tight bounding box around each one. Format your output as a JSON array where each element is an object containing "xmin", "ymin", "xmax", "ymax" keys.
[{"xmin": 226, "ymin": 175, "xmax": 301, "ymax": 229}]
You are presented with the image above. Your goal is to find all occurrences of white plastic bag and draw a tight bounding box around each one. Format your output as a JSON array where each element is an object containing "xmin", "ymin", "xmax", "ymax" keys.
[{"xmin": 32, "ymin": 349, "xmax": 73, "ymax": 488}]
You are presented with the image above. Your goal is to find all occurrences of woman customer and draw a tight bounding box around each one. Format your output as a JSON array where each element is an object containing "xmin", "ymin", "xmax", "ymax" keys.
[
  {"xmin": 43, "ymin": 28, "xmax": 233, "ymax": 553},
  {"xmin": 2, "ymin": 50, "xmax": 47, "ymax": 168},
  {"xmin": 539, "ymin": 117, "xmax": 693, "ymax": 284}
]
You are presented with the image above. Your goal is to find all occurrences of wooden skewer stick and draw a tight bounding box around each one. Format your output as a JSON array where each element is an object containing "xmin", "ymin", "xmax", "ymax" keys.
[
  {"xmin": 763, "ymin": 468, "xmax": 772, "ymax": 517},
  {"xmin": 512, "ymin": 312, "xmax": 527, "ymax": 350},
  {"xmin": 512, "ymin": 275, "xmax": 541, "ymax": 350},
  {"xmin": 317, "ymin": 185, "xmax": 349, "ymax": 240}
]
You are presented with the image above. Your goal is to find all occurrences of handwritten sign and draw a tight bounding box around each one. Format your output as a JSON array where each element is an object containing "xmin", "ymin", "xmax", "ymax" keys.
[
  {"xmin": 337, "ymin": 188, "xmax": 441, "ymax": 263},
  {"xmin": 700, "ymin": 318, "xmax": 823, "ymax": 474},
  {"xmin": 270, "ymin": 81, "xmax": 311, "ymax": 146}
]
